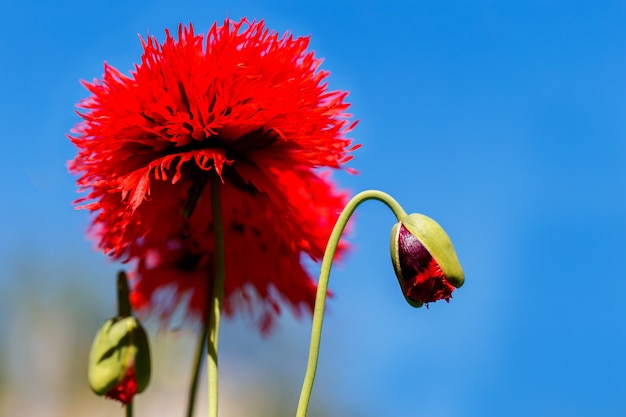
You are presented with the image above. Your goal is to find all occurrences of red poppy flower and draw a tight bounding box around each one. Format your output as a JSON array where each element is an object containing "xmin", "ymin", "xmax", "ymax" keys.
[{"xmin": 69, "ymin": 19, "xmax": 358, "ymax": 331}]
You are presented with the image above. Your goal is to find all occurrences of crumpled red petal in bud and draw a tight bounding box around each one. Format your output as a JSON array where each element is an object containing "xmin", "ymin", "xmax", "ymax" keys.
[
  {"xmin": 105, "ymin": 367, "xmax": 138, "ymax": 405},
  {"xmin": 395, "ymin": 223, "xmax": 456, "ymax": 306}
]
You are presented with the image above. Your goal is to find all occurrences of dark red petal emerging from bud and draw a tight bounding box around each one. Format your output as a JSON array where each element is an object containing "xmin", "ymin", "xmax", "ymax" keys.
[
  {"xmin": 397, "ymin": 224, "xmax": 455, "ymax": 305},
  {"xmin": 105, "ymin": 367, "xmax": 138, "ymax": 405}
]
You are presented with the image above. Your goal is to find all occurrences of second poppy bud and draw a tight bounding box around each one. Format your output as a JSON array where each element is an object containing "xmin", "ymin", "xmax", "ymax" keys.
[{"xmin": 88, "ymin": 316, "xmax": 151, "ymax": 404}]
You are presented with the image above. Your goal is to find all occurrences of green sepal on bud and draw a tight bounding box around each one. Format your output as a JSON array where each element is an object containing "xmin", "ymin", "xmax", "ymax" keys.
[
  {"xmin": 390, "ymin": 213, "xmax": 464, "ymax": 307},
  {"xmin": 88, "ymin": 315, "xmax": 151, "ymax": 397}
]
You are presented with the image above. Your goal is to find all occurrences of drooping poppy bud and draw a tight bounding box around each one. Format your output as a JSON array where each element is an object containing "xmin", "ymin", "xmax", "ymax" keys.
[
  {"xmin": 87, "ymin": 316, "xmax": 151, "ymax": 404},
  {"xmin": 390, "ymin": 213, "xmax": 464, "ymax": 308}
]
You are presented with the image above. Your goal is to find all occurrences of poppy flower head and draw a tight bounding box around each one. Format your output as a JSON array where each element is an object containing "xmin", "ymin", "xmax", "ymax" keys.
[
  {"xmin": 69, "ymin": 18, "xmax": 358, "ymax": 331},
  {"xmin": 70, "ymin": 19, "xmax": 356, "ymax": 215}
]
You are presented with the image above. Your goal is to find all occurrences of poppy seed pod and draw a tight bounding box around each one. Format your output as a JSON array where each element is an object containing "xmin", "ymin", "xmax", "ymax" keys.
[
  {"xmin": 390, "ymin": 213, "xmax": 464, "ymax": 308},
  {"xmin": 88, "ymin": 316, "xmax": 151, "ymax": 404}
]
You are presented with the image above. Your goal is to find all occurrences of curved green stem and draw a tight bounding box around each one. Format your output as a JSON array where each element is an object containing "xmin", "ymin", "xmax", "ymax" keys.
[
  {"xmin": 296, "ymin": 190, "xmax": 407, "ymax": 417},
  {"xmin": 185, "ymin": 324, "xmax": 208, "ymax": 417},
  {"xmin": 208, "ymin": 174, "xmax": 226, "ymax": 417},
  {"xmin": 126, "ymin": 401, "xmax": 133, "ymax": 417}
]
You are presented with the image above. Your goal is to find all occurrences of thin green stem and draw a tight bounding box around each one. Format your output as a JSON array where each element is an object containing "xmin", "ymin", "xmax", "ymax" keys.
[
  {"xmin": 296, "ymin": 190, "xmax": 407, "ymax": 417},
  {"xmin": 117, "ymin": 271, "xmax": 132, "ymax": 317},
  {"xmin": 118, "ymin": 271, "xmax": 135, "ymax": 417},
  {"xmin": 208, "ymin": 174, "xmax": 226, "ymax": 417},
  {"xmin": 186, "ymin": 324, "xmax": 208, "ymax": 417}
]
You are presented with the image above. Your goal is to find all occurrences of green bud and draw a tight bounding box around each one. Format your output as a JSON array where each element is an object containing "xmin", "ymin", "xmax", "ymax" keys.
[
  {"xmin": 390, "ymin": 213, "xmax": 464, "ymax": 307},
  {"xmin": 88, "ymin": 316, "xmax": 151, "ymax": 400}
]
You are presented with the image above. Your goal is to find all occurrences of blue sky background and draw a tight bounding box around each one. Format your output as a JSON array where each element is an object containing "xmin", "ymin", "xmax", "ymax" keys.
[{"xmin": 1, "ymin": 1, "xmax": 626, "ymax": 416}]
